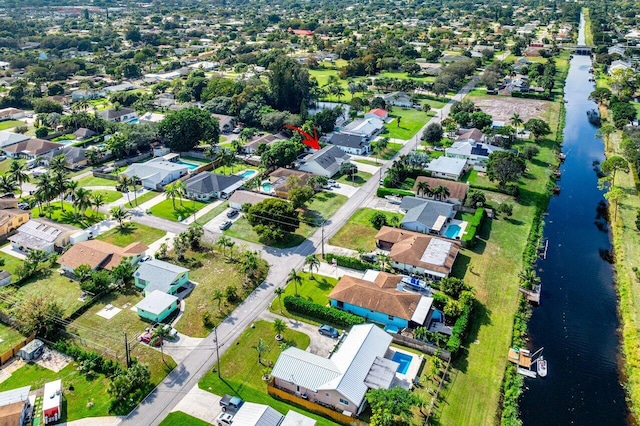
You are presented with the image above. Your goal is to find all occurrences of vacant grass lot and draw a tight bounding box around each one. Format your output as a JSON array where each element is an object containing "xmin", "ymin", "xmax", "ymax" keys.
[
  {"xmin": 382, "ymin": 108, "xmax": 433, "ymax": 140},
  {"xmin": 0, "ymin": 158, "xmax": 24, "ymax": 174},
  {"xmin": 0, "ymin": 363, "xmax": 111, "ymax": 421},
  {"xmin": 0, "ymin": 120, "xmax": 25, "ymax": 130},
  {"xmin": 160, "ymin": 412, "xmax": 210, "ymax": 426},
  {"xmin": 18, "ymin": 271, "xmax": 84, "ymax": 317},
  {"xmin": 124, "ymin": 191, "xmax": 159, "ymax": 208},
  {"xmin": 335, "ymin": 170, "xmax": 372, "ymax": 187},
  {"xmin": 33, "ymin": 201, "xmax": 104, "ymax": 227},
  {"xmin": 198, "ymin": 321, "xmax": 336, "ymax": 426},
  {"xmin": 92, "ymin": 189, "xmax": 122, "ymax": 203},
  {"xmin": 0, "ymin": 323, "xmax": 27, "ymax": 354},
  {"xmin": 76, "ymin": 175, "xmax": 117, "ymax": 187},
  {"xmin": 329, "ymin": 208, "xmax": 403, "ymax": 252},
  {"xmin": 0, "ymin": 249, "xmax": 25, "ymax": 276},
  {"xmin": 269, "ymin": 272, "xmax": 337, "ymax": 323},
  {"xmin": 150, "ymin": 198, "xmax": 209, "ymax": 222},
  {"xmin": 97, "ymin": 223, "xmax": 166, "ymax": 247}
]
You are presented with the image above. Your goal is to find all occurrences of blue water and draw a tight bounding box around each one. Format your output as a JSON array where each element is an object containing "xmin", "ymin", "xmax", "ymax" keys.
[
  {"xmin": 384, "ymin": 325, "xmax": 399, "ymax": 334},
  {"xmin": 443, "ymin": 224, "xmax": 461, "ymax": 239},
  {"xmin": 392, "ymin": 352, "xmax": 412, "ymax": 374},
  {"xmin": 238, "ymin": 169, "xmax": 257, "ymax": 179},
  {"xmin": 261, "ymin": 181, "xmax": 273, "ymax": 192},
  {"xmin": 176, "ymin": 160, "xmax": 198, "ymax": 170},
  {"xmin": 126, "ymin": 118, "xmax": 139, "ymax": 124}
]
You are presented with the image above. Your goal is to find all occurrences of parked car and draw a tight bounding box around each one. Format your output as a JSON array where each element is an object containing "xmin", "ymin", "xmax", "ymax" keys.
[
  {"xmin": 139, "ymin": 255, "xmax": 152, "ymax": 263},
  {"xmin": 220, "ymin": 394, "xmax": 243, "ymax": 413},
  {"xmin": 216, "ymin": 412, "xmax": 234, "ymax": 426},
  {"xmin": 219, "ymin": 220, "xmax": 232, "ymax": 230},
  {"xmin": 0, "ymin": 155, "xmax": 6, "ymax": 161},
  {"xmin": 318, "ymin": 324, "xmax": 339, "ymax": 338},
  {"xmin": 226, "ymin": 209, "xmax": 239, "ymax": 218},
  {"xmin": 327, "ymin": 179, "xmax": 336, "ymax": 185},
  {"xmin": 232, "ymin": 127, "xmax": 242, "ymax": 134},
  {"xmin": 17, "ymin": 202, "xmax": 30, "ymax": 210}
]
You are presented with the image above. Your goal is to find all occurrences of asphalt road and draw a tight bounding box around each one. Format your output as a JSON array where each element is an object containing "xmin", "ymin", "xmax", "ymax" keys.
[{"xmin": 121, "ymin": 68, "xmax": 491, "ymax": 426}]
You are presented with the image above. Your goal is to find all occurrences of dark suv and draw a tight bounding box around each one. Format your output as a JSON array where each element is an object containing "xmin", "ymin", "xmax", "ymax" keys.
[
  {"xmin": 226, "ymin": 209, "xmax": 239, "ymax": 219},
  {"xmin": 219, "ymin": 394, "xmax": 243, "ymax": 413}
]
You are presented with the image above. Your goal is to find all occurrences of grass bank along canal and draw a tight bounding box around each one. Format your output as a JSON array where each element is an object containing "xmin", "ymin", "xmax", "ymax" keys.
[{"xmin": 519, "ymin": 15, "xmax": 631, "ymax": 425}]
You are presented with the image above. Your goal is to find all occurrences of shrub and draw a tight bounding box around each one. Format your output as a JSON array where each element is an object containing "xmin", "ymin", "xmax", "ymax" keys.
[
  {"xmin": 53, "ymin": 340, "xmax": 122, "ymax": 377},
  {"xmin": 461, "ymin": 208, "xmax": 485, "ymax": 243},
  {"xmin": 370, "ymin": 212, "xmax": 388, "ymax": 230},
  {"xmin": 376, "ymin": 187, "xmax": 414, "ymax": 198},
  {"xmin": 445, "ymin": 296, "xmax": 474, "ymax": 355},
  {"xmin": 325, "ymin": 253, "xmax": 376, "ymax": 271},
  {"xmin": 284, "ymin": 296, "xmax": 365, "ymax": 328}
]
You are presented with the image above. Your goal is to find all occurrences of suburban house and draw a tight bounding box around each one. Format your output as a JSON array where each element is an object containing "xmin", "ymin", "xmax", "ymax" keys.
[
  {"xmin": 382, "ymin": 91, "xmax": 413, "ymax": 108},
  {"xmin": 1, "ymin": 138, "xmax": 63, "ymax": 159},
  {"xmin": 228, "ymin": 190, "xmax": 275, "ymax": 210},
  {"xmin": 58, "ymin": 240, "xmax": 148, "ymax": 275},
  {"xmin": 375, "ymin": 226, "xmax": 460, "ymax": 280},
  {"xmin": 446, "ymin": 130, "xmax": 506, "ymax": 171},
  {"xmin": 243, "ymin": 132, "xmax": 287, "ymax": 155},
  {"xmin": 399, "ymin": 197, "xmax": 455, "ymax": 235},
  {"xmin": 135, "ymin": 290, "xmax": 179, "ymax": 323},
  {"xmin": 0, "ymin": 131, "xmax": 29, "ymax": 149},
  {"xmin": 226, "ymin": 402, "xmax": 286, "ymax": 426},
  {"xmin": 9, "ymin": 219, "xmax": 80, "ymax": 253},
  {"xmin": 99, "ymin": 107, "xmax": 138, "ymax": 123},
  {"xmin": 0, "ymin": 209, "xmax": 29, "ymax": 238},
  {"xmin": 212, "ymin": 114, "xmax": 235, "ymax": 133},
  {"xmin": 327, "ymin": 133, "xmax": 370, "ymax": 155},
  {"xmin": 184, "ymin": 172, "xmax": 243, "ymax": 201},
  {"xmin": 71, "ymin": 89, "xmax": 105, "ymax": 101},
  {"xmin": 413, "ymin": 176, "xmax": 469, "ymax": 205},
  {"xmin": 43, "ymin": 146, "xmax": 88, "ymax": 169},
  {"xmin": 73, "ymin": 128, "xmax": 96, "ymax": 140},
  {"xmin": 43, "ymin": 379, "xmax": 62, "ymax": 425},
  {"xmin": 134, "ymin": 259, "xmax": 190, "ymax": 296},
  {"xmin": 329, "ymin": 270, "xmax": 434, "ymax": 329},
  {"xmin": 122, "ymin": 158, "xmax": 190, "ymax": 190},
  {"xmin": 271, "ymin": 323, "xmax": 399, "ymax": 416},
  {"xmin": 0, "ymin": 108, "xmax": 25, "ymax": 120},
  {"xmin": 365, "ymin": 108, "xmax": 389, "ymax": 121},
  {"xmin": 267, "ymin": 168, "xmax": 313, "ymax": 198},
  {"xmin": 426, "ymin": 157, "xmax": 468, "ymax": 181},
  {"xmin": 609, "ymin": 60, "xmax": 633, "ymax": 75},
  {"xmin": 299, "ymin": 145, "xmax": 350, "ymax": 178},
  {"xmin": 103, "ymin": 82, "xmax": 136, "ymax": 94},
  {"xmin": 0, "ymin": 386, "xmax": 31, "ymax": 426},
  {"xmin": 339, "ymin": 117, "xmax": 384, "ymax": 140}
]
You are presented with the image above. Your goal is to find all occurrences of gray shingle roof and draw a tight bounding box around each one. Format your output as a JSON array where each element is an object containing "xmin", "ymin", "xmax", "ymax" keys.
[
  {"xmin": 329, "ymin": 133, "xmax": 368, "ymax": 149},
  {"xmin": 301, "ymin": 145, "xmax": 349, "ymax": 174},
  {"xmin": 401, "ymin": 197, "xmax": 454, "ymax": 229},
  {"xmin": 184, "ymin": 172, "xmax": 242, "ymax": 195}
]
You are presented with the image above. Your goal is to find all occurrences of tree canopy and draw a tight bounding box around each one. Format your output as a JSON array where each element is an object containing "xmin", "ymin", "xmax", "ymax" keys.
[
  {"xmin": 486, "ymin": 151, "xmax": 526, "ymax": 190},
  {"xmin": 158, "ymin": 107, "xmax": 219, "ymax": 152},
  {"xmin": 268, "ymin": 55, "xmax": 310, "ymax": 114},
  {"xmin": 246, "ymin": 198, "xmax": 300, "ymax": 242}
]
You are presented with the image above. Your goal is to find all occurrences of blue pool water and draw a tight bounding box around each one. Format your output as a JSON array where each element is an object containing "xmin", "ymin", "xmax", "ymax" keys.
[
  {"xmin": 444, "ymin": 224, "xmax": 461, "ymax": 239},
  {"xmin": 384, "ymin": 324, "xmax": 399, "ymax": 334},
  {"xmin": 261, "ymin": 181, "xmax": 273, "ymax": 192},
  {"xmin": 176, "ymin": 160, "xmax": 199, "ymax": 170},
  {"xmin": 238, "ymin": 169, "xmax": 257, "ymax": 179},
  {"xmin": 391, "ymin": 351, "xmax": 412, "ymax": 374}
]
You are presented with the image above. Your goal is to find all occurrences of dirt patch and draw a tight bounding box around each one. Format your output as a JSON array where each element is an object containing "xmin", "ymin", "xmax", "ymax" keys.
[{"xmin": 469, "ymin": 96, "xmax": 551, "ymax": 122}]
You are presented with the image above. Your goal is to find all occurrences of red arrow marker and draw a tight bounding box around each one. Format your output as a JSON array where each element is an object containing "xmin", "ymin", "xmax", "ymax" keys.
[{"xmin": 284, "ymin": 125, "xmax": 321, "ymax": 150}]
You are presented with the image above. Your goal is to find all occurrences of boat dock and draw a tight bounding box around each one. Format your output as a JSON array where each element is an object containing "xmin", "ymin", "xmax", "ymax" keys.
[
  {"xmin": 509, "ymin": 347, "xmax": 544, "ymax": 378},
  {"xmin": 519, "ymin": 285, "xmax": 541, "ymax": 305}
]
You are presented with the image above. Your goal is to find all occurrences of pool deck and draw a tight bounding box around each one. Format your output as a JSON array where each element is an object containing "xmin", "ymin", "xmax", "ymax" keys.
[{"xmin": 386, "ymin": 347, "xmax": 423, "ymax": 390}]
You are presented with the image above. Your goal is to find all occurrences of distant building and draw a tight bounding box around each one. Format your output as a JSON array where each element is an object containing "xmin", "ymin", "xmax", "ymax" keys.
[
  {"xmin": 99, "ymin": 107, "xmax": 138, "ymax": 123},
  {"xmin": 425, "ymin": 157, "xmax": 468, "ymax": 180},
  {"xmin": 299, "ymin": 145, "xmax": 350, "ymax": 178},
  {"xmin": 1, "ymin": 138, "xmax": 63, "ymax": 159},
  {"xmin": 122, "ymin": 158, "xmax": 189, "ymax": 190},
  {"xmin": 58, "ymin": 240, "xmax": 148, "ymax": 275},
  {"xmin": 9, "ymin": 219, "xmax": 80, "ymax": 253}
]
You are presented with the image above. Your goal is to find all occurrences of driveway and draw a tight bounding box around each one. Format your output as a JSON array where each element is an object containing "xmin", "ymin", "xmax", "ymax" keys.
[
  {"xmin": 0, "ymin": 244, "xmax": 25, "ymax": 260},
  {"xmin": 161, "ymin": 333, "xmax": 205, "ymax": 365},
  {"xmin": 202, "ymin": 208, "xmax": 241, "ymax": 233},
  {"xmin": 170, "ymin": 387, "xmax": 221, "ymax": 425},
  {"xmin": 325, "ymin": 184, "xmax": 358, "ymax": 198}
]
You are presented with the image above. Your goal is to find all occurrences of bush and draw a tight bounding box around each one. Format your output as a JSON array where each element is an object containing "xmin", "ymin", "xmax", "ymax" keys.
[
  {"xmin": 376, "ymin": 187, "xmax": 414, "ymax": 198},
  {"xmin": 445, "ymin": 294, "xmax": 474, "ymax": 355},
  {"xmin": 53, "ymin": 340, "xmax": 122, "ymax": 377},
  {"xmin": 284, "ymin": 296, "xmax": 365, "ymax": 328},
  {"xmin": 461, "ymin": 208, "xmax": 485, "ymax": 243},
  {"xmin": 325, "ymin": 253, "xmax": 376, "ymax": 271},
  {"xmin": 370, "ymin": 212, "xmax": 388, "ymax": 230}
]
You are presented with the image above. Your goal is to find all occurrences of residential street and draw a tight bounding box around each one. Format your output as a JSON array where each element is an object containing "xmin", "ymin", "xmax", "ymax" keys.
[{"xmin": 121, "ymin": 70, "xmax": 490, "ymax": 425}]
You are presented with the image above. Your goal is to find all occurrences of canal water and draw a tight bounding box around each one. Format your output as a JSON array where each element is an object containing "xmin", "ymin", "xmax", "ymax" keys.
[{"xmin": 519, "ymin": 14, "xmax": 631, "ymax": 425}]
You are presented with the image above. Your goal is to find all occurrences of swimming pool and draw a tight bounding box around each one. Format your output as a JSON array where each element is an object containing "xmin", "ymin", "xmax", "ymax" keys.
[
  {"xmin": 261, "ymin": 181, "xmax": 274, "ymax": 193},
  {"xmin": 238, "ymin": 169, "xmax": 257, "ymax": 179},
  {"xmin": 176, "ymin": 160, "xmax": 199, "ymax": 171},
  {"xmin": 444, "ymin": 224, "xmax": 462, "ymax": 239},
  {"xmin": 392, "ymin": 351, "xmax": 412, "ymax": 375}
]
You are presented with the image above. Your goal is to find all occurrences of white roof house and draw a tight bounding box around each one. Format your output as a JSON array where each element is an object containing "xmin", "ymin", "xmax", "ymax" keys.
[
  {"xmin": 230, "ymin": 402, "xmax": 284, "ymax": 426},
  {"xmin": 122, "ymin": 158, "xmax": 189, "ymax": 190},
  {"xmin": 445, "ymin": 140, "xmax": 506, "ymax": 171},
  {"xmin": 426, "ymin": 157, "xmax": 468, "ymax": 181},
  {"xmin": 135, "ymin": 290, "xmax": 179, "ymax": 317},
  {"xmin": 0, "ymin": 131, "xmax": 29, "ymax": 149},
  {"xmin": 340, "ymin": 117, "xmax": 384, "ymax": 139},
  {"xmin": 271, "ymin": 324, "xmax": 397, "ymax": 415},
  {"xmin": 298, "ymin": 145, "xmax": 350, "ymax": 178}
]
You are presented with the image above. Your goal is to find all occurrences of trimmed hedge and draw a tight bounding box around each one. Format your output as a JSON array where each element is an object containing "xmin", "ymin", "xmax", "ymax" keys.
[
  {"xmin": 53, "ymin": 340, "xmax": 122, "ymax": 376},
  {"xmin": 445, "ymin": 298, "xmax": 474, "ymax": 354},
  {"xmin": 325, "ymin": 253, "xmax": 376, "ymax": 271},
  {"xmin": 461, "ymin": 207, "xmax": 485, "ymax": 242},
  {"xmin": 376, "ymin": 187, "xmax": 414, "ymax": 198},
  {"xmin": 283, "ymin": 295, "xmax": 365, "ymax": 328}
]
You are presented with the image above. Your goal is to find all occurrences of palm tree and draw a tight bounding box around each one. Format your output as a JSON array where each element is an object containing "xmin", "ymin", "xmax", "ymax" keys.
[
  {"xmin": 231, "ymin": 139, "xmax": 243, "ymax": 155},
  {"xmin": 510, "ymin": 113, "xmax": 523, "ymax": 138},
  {"xmin": 131, "ymin": 175, "xmax": 140, "ymax": 207},
  {"xmin": 91, "ymin": 192, "xmax": 105, "ymax": 215},
  {"xmin": 66, "ymin": 180, "xmax": 79, "ymax": 218},
  {"xmin": 0, "ymin": 174, "xmax": 17, "ymax": 195},
  {"xmin": 8, "ymin": 161, "xmax": 29, "ymax": 196},
  {"xmin": 212, "ymin": 289, "xmax": 224, "ymax": 311},
  {"xmin": 35, "ymin": 173, "xmax": 55, "ymax": 211},
  {"xmin": 110, "ymin": 206, "xmax": 130, "ymax": 229},
  {"xmin": 74, "ymin": 188, "xmax": 92, "ymax": 218},
  {"xmin": 215, "ymin": 235, "xmax": 233, "ymax": 257},
  {"xmin": 240, "ymin": 250, "xmax": 259, "ymax": 284},
  {"xmin": 49, "ymin": 155, "xmax": 67, "ymax": 174},
  {"xmin": 378, "ymin": 253, "xmax": 390, "ymax": 271},
  {"xmin": 518, "ymin": 268, "xmax": 540, "ymax": 290},
  {"xmin": 434, "ymin": 185, "xmax": 450, "ymax": 201},
  {"xmin": 416, "ymin": 181, "xmax": 430, "ymax": 198},
  {"xmin": 164, "ymin": 182, "xmax": 180, "ymax": 210},
  {"xmin": 273, "ymin": 319, "xmax": 287, "ymax": 341},
  {"xmin": 274, "ymin": 287, "xmax": 285, "ymax": 314},
  {"xmin": 253, "ymin": 338, "xmax": 269, "ymax": 366},
  {"xmin": 287, "ymin": 269, "xmax": 302, "ymax": 296},
  {"xmin": 118, "ymin": 174, "xmax": 132, "ymax": 206},
  {"xmin": 52, "ymin": 170, "xmax": 69, "ymax": 211},
  {"xmin": 304, "ymin": 254, "xmax": 320, "ymax": 279},
  {"xmin": 174, "ymin": 180, "xmax": 186, "ymax": 206}
]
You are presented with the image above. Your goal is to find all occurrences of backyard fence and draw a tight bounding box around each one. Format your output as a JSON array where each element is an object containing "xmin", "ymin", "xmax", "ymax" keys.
[
  {"xmin": 391, "ymin": 334, "xmax": 451, "ymax": 361},
  {"xmin": 0, "ymin": 333, "xmax": 36, "ymax": 366}
]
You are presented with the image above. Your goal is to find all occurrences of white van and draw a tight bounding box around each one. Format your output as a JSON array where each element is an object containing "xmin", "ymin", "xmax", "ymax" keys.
[{"xmin": 27, "ymin": 159, "xmax": 37, "ymax": 169}]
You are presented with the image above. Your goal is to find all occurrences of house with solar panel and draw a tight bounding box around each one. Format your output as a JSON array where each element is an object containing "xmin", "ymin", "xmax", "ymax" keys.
[{"xmin": 445, "ymin": 128, "xmax": 506, "ymax": 171}]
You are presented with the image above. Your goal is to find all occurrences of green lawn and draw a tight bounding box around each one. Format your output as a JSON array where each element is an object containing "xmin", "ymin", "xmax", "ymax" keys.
[
  {"xmin": 18, "ymin": 271, "xmax": 85, "ymax": 316},
  {"xmin": 160, "ymin": 412, "xmax": 210, "ymax": 426},
  {"xmin": 195, "ymin": 201, "xmax": 229, "ymax": 226},
  {"xmin": 52, "ymin": 134, "xmax": 76, "ymax": 142},
  {"xmin": 382, "ymin": 108, "xmax": 433, "ymax": 140},
  {"xmin": 0, "ymin": 248, "xmax": 25, "ymax": 276},
  {"xmin": 124, "ymin": 191, "xmax": 159, "ymax": 208},
  {"xmin": 269, "ymin": 272, "xmax": 337, "ymax": 323},
  {"xmin": 335, "ymin": 170, "xmax": 372, "ymax": 187},
  {"xmin": 353, "ymin": 158, "xmax": 380, "ymax": 167},
  {"xmin": 632, "ymin": 102, "xmax": 640, "ymax": 118},
  {"xmin": 329, "ymin": 208, "xmax": 404, "ymax": 252},
  {"xmin": 379, "ymin": 142, "xmax": 403, "ymax": 160},
  {"xmin": 150, "ymin": 198, "xmax": 209, "ymax": 222},
  {"xmin": 198, "ymin": 321, "xmax": 336, "ymax": 426},
  {"xmin": 213, "ymin": 163, "xmax": 260, "ymax": 176},
  {"xmin": 0, "ymin": 120, "xmax": 25, "ymax": 130},
  {"xmin": 0, "ymin": 158, "xmax": 24, "ymax": 175},
  {"xmin": 33, "ymin": 202, "xmax": 107, "ymax": 225},
  {"xmin": 97, "ymin": 222, "xmax": 166, "ymax": 247},
  {"xmin": 0, "ymin": 363, "xmax": 111, "ymax": 421},
  {"xmin": 0, "ymin": 323, "xmax": 28, "ymax": 354},
  {"xmin": 91, "ymin": 189, "xmax": 122, "ymax": 203},
  {"xmin": 76, "ymin": 175, "xmax": 117, "ymax": 187}
]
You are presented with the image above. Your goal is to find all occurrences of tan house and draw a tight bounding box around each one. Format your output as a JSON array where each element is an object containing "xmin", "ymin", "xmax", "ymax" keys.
[
  {"xmin": 267, "ymin": 168, "xmax": 313, "ymax": 198},
  {"xmin": 0, "ymin": 209, "xmax": 29, "ymax": 238},
  {"xmin": 412, "ymin": 176, "xmax": 469, "ymax": 205},
  {"xmin": 58, "ymin": 240, "xmax": 148, "ymax": 275},
  {"xmin": 375, "ymin": 226, "xmax": 460, "ymax": 280},
  {"xmin": 2, "ymin": 138, "xmax": 63, "ymax": 159}
]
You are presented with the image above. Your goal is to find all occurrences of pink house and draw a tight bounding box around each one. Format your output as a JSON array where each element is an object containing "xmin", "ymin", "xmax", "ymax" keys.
[{"xmin": 365, "ymin": 108, "xmax": 389, "ymax": 121}]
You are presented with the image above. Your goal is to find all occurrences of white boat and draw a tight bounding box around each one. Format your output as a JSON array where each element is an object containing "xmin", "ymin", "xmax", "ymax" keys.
[{"xmin": 537, "ymin": 356, "xmax": 547, "ymax": 378}]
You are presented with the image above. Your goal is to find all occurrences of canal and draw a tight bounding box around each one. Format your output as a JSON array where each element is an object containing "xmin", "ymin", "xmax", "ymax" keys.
[{"xmin": 519, "ymin": 14, "xmax": 631, "ymax": 425}]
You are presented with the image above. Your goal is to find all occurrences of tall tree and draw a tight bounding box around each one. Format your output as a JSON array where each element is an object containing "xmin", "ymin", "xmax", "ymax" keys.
[
  {"xmin": 268, "ymin": 55, "xmax": 310, "ymax": 113},
  {"xmin": 8, "ymin": 160, "xmax": 29, "ymax": 196},
  {"xmin": 287, "ymin": 268, "xmax": 302, "ymax": 296},
  {"xmin": 158, "ymin": 107, "xmax": 219, "ymax": 152},
  {"xmin": 486, "ymin": 151, "xmax": 526, "ymax": 190},
  {"xmin": 601, "ymin": 155, "xmax": 629, "ymax": 183},
  {"xmin": 304, "ymin": 254, "xmax": 320, "ymax": 279}
]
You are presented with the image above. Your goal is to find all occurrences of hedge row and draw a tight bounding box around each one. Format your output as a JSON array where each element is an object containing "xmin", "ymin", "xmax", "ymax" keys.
[
  {"xmin": 325, "ymin": 253, "xmax": 376, "ymax": 271},
  {"xmin": 283, "ymin": 296, "xmax": 365, "ymax": 328},
  {"xmin": 445, "ymin": 299, "xmax": 474, "ymax": 354},
  {"xmin": 53, "ymin": 340, "xmax": 122, "ymax": 376},
  {"xmin": 461, "ymin": 207, "xmax": 485, "ymax": 242},
  {"xmin": 511, "ymin": 90, "xmax": 551, "ymax": 101},
  {"xmin": 376, "ymin": 187, "xmax": 415, "ymax": 198}
]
